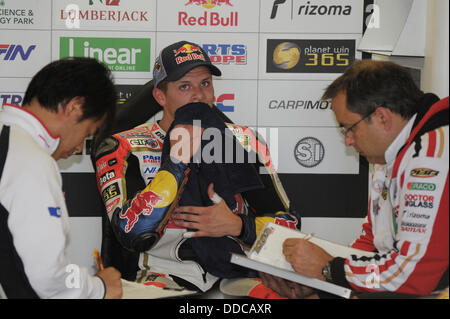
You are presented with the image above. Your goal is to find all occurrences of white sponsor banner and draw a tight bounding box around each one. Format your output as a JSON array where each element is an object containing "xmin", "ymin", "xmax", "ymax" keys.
[
  {"xmin": 0, "ymin": 77, "xmax": 28, "ymax": 107},
  {"xmin": 213, "ymin": 79, "xmax": 257, "ymax": 127},
  {"xmin": 0, "ymin": 0, "xmax": 51, "ymax": 30},
  {"xmin": 157, "ymin": 0, "xmax": 259, "ymax": 32},
  {"xmin": 272, "ymin": 127, "xmax": 359, "ymax": 174},
  {"xmin": 258, "ymin": 80, "xmax": 336, "ymax": 127},
  {"xmin": 260, "ymin": 0, "xmax": 364, "ymax": 34},
  {"xmin": 0, "ymin": 92, "xmax": 24, "ymax": 107},
  {"xmin": 0, "ymin": 30, "xmax": 51, "ymax": 78},
  {"xmin": 52, "ymin": 0, "xmax": 155, "ymax": 31},
  {"xmin": 52, "ymin": 30, "xmax": 155, "ymax": 79},
  {"xmin": 156, "ymin": 32, "xmax": 259, "ymax": 80},
  {"xmin": 258, "ymin": 33, "xmax": 362, "ymax": 81}
]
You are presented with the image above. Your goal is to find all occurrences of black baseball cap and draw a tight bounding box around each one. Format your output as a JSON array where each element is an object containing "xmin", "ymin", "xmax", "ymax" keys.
[{"xmin": 153, "ymin": 41, "xmax": 222, "ymax": 89}]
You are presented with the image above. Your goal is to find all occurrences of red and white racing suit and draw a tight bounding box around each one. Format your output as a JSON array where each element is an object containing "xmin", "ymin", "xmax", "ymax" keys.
[
  {"xmin": 95, "ymin": 121, "xmax": 300, "ymax": 291},
  {"xmin": 331, "ymin": 96, "xmax": 449, "ymax": 296}
]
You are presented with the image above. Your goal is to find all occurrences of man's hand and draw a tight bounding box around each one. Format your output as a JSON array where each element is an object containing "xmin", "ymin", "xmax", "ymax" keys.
[
  {"xmin": 283, "ymin": 238, "xmax": 333, "ymax": 280},
  {"xmin": 169, "ymin": 124, "xmax": 203, "ymax": 164},
  {"xmin": 172, "ymin": 183, "xmax": 243, "ymax": 238},
  {"xmin": 96, "ymin": 267, "xmax": 122, "ymax": 299}
]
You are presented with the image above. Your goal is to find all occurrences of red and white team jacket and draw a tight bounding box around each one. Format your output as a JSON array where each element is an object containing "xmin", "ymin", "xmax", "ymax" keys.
[{"xmin": 331, "ymin": 96, "xmax": 449, "ymax": 296}]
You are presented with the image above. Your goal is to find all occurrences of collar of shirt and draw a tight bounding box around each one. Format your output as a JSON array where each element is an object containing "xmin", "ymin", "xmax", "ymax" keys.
[
  {"xmin": 0, "ymin": 104, "xmax": 60, "ymax": 155},
  {"xmin": 384, "ymin": 114, "xmax": 417, "ymax": 166}
]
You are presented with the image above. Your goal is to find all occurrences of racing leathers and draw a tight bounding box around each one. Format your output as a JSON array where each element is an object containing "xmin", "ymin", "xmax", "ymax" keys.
[
  {"xmin": 95, "ymin": 120, "xmax": 300, "ymax": 292},
  {"xmin": 329, "ymin": 94, "xmax": 449, "ymax": 296},
  {"xmin": 0, "ymin": 104, "xmax": 105, "ymax": 298}
]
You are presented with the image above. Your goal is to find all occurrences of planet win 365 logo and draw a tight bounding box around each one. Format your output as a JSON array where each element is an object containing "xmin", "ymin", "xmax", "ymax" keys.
[
  {"xmin": 294, "ymin": 137, "xmax": 324, "ymax": 168},
  {"xmin": 268, "ymin": 39, "xmax": 355, "ymax": 73}
]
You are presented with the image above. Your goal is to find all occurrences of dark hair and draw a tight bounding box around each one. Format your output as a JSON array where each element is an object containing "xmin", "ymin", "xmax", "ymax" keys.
[
  {"xmin": 22, "ymin": 57, "xmax": 116, "ymax": 123},
  {"xmin": 156, "ymin": 80, "xmax": 169, "ymax": 93},
  {"xmin": 322, "ymin": 60, "xmax": 423, "ymax": 119}
]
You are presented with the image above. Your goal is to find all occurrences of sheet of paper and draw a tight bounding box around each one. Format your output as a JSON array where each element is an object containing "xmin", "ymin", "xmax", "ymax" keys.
[
  {"xmin": 249, "ymin": 222, "xmax": 375, "ymax": 271},
  {"xmin": 230, "ymin": 222, "xmax": 376, "ymax": 298},
  {"xmin": 121, "ymin": 279, "xmax": 198, "ymax": 299}
]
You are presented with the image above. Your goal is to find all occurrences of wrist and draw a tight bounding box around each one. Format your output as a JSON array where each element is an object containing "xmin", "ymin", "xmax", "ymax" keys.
[
  {"xmin": 321, "ymin": 260, "xmax": 333, "ymax": 282},
  {"xmin": 231, "ymin": 213, "xmax": 243, "ymax": 237}
]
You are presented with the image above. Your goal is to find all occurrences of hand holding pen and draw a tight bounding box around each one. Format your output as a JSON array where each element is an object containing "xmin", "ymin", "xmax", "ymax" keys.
[
  {"xmin": 282, "ymin": 234, "xmax": 333, "ymax": 280},
  {"xmin": 93, "ymin": 249, "xmax": 104, "ymax": 271},
  {"xmin": 93, "ymin": 248, "xmax": 122, "ymax": 299}
]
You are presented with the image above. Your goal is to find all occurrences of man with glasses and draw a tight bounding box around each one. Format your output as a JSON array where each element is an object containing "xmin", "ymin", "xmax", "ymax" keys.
[{"xmin": 260, "ymin": 60, "xmax": 449, "ymax": 298}]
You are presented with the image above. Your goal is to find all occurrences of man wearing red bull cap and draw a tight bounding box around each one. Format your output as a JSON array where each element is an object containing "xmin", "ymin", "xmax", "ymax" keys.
[{"xmin": 94, "ymin": 41, "xmax": 301, "ymax": 293}]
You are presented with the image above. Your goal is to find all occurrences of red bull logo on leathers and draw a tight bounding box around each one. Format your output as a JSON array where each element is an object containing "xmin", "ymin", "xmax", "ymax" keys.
[{"xmin": 120, "ymin": 191, "xmax": 164, "ymax": 233}]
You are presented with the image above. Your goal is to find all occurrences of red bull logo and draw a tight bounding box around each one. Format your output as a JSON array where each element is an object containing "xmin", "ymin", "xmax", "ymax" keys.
[
  {"xmin": 120, "ymin": 191, "xmax": 163, "ymax": 233},
  {"xmin": 89, "ymin": 0, "xmax": 120, "ymax": 6},
  {"xmin": 185, "ymin": 0, "xmax": 233, "ymax": 8},
  {"xmin": 173, "ymin": 44, "xmax": 203, "ymax": 57},
  {"xmin": 179, "ymin": 10, "xmax": 239, "ymax": 27},
  {"xmin": 275, "ymin": 216, "xmax": 298, "ymax": 230},
  {"xmin": 173, "ymin": 44, "xmax": 206, "ymax": 65}
]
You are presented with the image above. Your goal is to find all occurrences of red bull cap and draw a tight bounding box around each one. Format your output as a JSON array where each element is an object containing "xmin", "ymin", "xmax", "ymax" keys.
[{"xmin": 153, "ymin": 41, "xmax": 221, "ymax": 89}]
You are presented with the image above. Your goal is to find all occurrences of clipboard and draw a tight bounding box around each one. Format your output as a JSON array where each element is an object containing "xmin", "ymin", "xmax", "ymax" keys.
[{"xmin": 230, "ymin": 222, "xmax": 375, "ymax": 299}]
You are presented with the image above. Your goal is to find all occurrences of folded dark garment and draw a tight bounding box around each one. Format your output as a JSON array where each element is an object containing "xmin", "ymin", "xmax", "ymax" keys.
[{"xmin": 161, "ymin": 102, "xmax": 264, "ymax": 209}]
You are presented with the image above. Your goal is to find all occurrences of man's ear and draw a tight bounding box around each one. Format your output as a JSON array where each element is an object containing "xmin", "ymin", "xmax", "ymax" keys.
[
  {"xmin": 375, "ymin": 107, "xmax": 393, "ymax": 131},
  {"xmin": 152, "ymin": 87, "xmax": 167, "ymax": 108},
  {"xmin": 60, "ymin": 97, "xmax": 85, "ymax": 121}
]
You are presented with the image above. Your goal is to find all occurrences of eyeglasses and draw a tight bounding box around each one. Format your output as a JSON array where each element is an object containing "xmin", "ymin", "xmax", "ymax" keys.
[{"xmin": 340, "ymin": 109, "xmax": 376, "ymax": 138}]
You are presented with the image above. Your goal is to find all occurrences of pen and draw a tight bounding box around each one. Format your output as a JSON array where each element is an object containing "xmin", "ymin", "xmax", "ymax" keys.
[{"xmin": 93, "ymin": 249, "xmax": 104, "ymax": 271}]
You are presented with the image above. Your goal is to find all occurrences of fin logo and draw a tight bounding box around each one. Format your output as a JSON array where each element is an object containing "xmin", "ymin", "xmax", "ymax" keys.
[{"xmin": 0, "ymin": 44, "xmax": 36, "ymax": 61}]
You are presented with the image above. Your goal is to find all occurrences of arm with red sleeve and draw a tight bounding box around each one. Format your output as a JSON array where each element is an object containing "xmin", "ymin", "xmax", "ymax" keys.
[{"xmin": 331, "ymin": 127, "xmax": 449, "ymax": 295}]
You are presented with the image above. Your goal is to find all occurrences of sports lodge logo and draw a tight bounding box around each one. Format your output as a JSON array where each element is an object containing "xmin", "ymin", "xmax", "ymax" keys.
[{"xmin": 203, "ymin": 43, "xmax": 247, "ymax": 65}]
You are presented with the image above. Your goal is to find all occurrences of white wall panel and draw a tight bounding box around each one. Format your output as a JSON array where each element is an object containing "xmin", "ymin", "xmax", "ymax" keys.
[
  {"xmin": 157, "ymin": 0, "xmax": 259, "ymax": 32},
  {"xmin": 259, "ymin": 0, "xmax": 364, "ymax": 34},
  {"xmin": 272, "ymin": 127, "xmax": 360, "ymax": 174},
  {"xmin": 258, "ymin": 80, "xmax": 336, "ymax": 127},
  {"xmin": 52, "ymin": 0, "xmax": 156, "ymax": 31}
]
